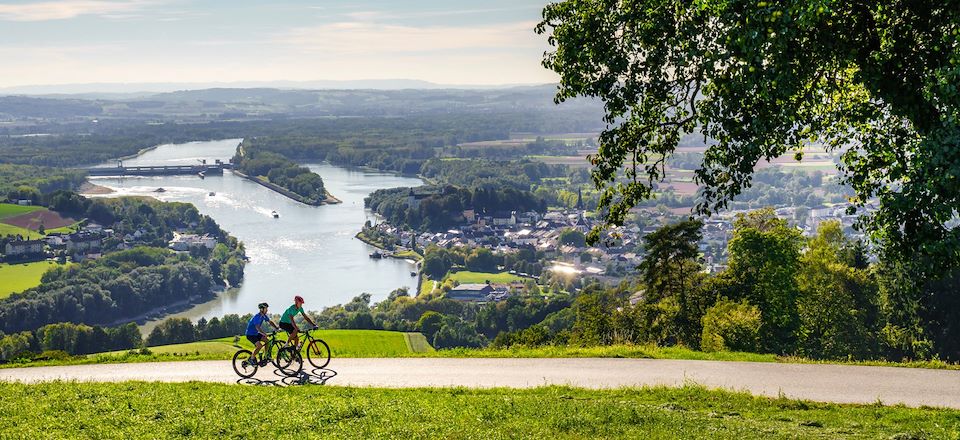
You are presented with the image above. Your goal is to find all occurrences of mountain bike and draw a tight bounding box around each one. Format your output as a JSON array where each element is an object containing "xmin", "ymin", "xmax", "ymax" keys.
[
  {"xmin": 231, "ymin": 332, "xmax": 297, "ymax": 378},
  {"xmin": 276, "ymin": 326, "xmax": 331, "ymax": 377}
]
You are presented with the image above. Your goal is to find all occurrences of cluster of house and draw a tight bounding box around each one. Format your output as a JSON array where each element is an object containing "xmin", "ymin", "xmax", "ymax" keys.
[
  {"xmin": 369, "ymin": 208, "xmax": 651, "ymax": 286},
  {"xmin": 168, "ymin": 232, "xmax": 218, "ymax": 251},
  {"xmin": 3, "ymin": 229, "xmax": 104, "ymax": 262},
  {"xmin": 2, "ymin": 221, "xmax": 221, "ymax": 263},
  {"xmin": 369, "ymin": 198, "xmax": 883, "ymax": 300},
  {"xmin": 446, "ymin": 283, "xmax": 514, "ymax": 302}
]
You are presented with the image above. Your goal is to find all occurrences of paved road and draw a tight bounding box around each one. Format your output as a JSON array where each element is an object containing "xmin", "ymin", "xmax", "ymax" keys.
[{"xmin": 2, "ymin": 358, "xmax": 960, "ymax": 408}]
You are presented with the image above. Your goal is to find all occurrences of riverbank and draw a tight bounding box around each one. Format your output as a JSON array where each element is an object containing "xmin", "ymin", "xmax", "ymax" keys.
[
  {"xmin": 78, "ymin": 180, "xmax": 115, "ymax": 195},
  {"xmin": 355, "ymin": 230, "xmax": 422, "ymax": 261},
  {"xmin": 231, "ymin": 170, "xmax": 340, "ymax": 206}
]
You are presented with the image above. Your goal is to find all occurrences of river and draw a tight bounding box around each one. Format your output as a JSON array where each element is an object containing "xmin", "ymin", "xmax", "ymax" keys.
[{"xmin": 90, "ymin": 139, "xmax": 423, "ymax": 325}]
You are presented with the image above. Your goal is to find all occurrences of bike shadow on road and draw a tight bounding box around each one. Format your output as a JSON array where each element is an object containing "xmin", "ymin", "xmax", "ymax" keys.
[{"xmin": 237, "ymin": 367, "xmax": 338, "ymax": 387}]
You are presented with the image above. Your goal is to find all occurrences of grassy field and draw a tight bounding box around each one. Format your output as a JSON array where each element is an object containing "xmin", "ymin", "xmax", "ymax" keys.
[
  {"xmin": 103, "ymin": 330, "xmax": 432, "ymax": 359},
  {"xmin": 0, "ymin": 222, "xmax": 43, "ymax": 239},
  {"xmin": 0, "ymin": 203, "xmax": 41, "ymax": 220},
  {"xmin": 0, "ymin": 261, "xmax": 66, "ymax": 298},
  {"xmin": 447, "ymin": 270, "xmax": 524, "ymax": 285},
  {"xmin": 0, "ymin": 382, "xmax": 956, "ymax": 438}
]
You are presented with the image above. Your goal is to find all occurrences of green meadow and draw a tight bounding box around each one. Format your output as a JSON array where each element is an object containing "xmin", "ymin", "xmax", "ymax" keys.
[
  {"xmin": 0, "ymin": 383, "xmax": 956, "ymax": 439},
  {"xmin": 0, "ymin": 261, "xmax": 67, "ymax": 299}
]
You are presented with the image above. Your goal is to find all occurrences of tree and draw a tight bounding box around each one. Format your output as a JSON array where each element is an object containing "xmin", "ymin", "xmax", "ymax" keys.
[
  {"xmin": 465, "ymin": 248, "xmax": 497, "ymax": 273},
  {"xmin": 558, "ymin": 229, "xmax": 586, "ymax": 247},
  {"xmin": 723, "ymin": 209, "xmax": 803, "ymax": 353},
  {"xmin": 416, "ymin": 311, "xmax": 444, "ymax": 342},
  {"xmin": 537, "ymin": 1, "xmax": 960, "ymax": 274},
  {"xmin": 637, "ymin": 220, "xmax": 706, "ymax": 345},
  {"xmin": 796, "ymin": 221, "xmax": 880, "ymax": 359}
]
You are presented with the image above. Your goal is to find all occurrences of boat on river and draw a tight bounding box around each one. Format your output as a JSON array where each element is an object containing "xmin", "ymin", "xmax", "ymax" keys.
[
  {"xmin": 208, "ymin": 192, "xmax": 216, "ymax": 196},
  {"xmin": 369, "ymin": 251, "xmax": 383, "ymax": 259},
  {"xmin": 154, "ymin": 187, "xmax": 166, "ymax": 193},
  {"xmin": 271, "ymin": 210, "xmax": 279, "ymax": 218}
]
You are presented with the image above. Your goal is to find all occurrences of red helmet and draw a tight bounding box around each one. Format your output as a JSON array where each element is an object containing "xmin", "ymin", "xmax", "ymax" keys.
[{"xmin": 294, "ymin": 295, "xmax": 304, "ymax": 304}]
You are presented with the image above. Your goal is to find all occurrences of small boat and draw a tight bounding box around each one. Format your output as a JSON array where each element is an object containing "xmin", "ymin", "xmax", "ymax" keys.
[
  {"xmin": 271, "ymin": 210, "xmax": 279, "ymax": 219},
  {"xmin": 410, "ymin": 271, "xmax": 417, "ymax": 277},
  {"xmin": 198, "ymin": 171, "xmax": 205, "ymax": 179},
  {"xmin": 369, "ymin": 251, "xmax": 383, "ymax": 259},
  {"xmin": 208, "ymin": 192, "xmax": 216, "ymax": 196},
  {"xmin": 154, "ymin": 187, "xmax": 166, "ymax": 193}
]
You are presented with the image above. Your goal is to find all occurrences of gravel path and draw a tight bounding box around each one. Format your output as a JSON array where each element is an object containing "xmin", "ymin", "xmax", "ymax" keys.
[{"xmin": 2, "ymin": 358, "xmax": 959, "ymax": 408}]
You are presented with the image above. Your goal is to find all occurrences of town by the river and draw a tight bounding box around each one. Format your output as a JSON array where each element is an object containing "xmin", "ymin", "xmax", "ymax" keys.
[{"xmin": 89, "ymin": 139, "xmax": 423, "ymax": 325}]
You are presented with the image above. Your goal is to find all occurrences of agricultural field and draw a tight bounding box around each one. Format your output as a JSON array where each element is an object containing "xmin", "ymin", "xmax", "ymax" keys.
[
  {"xmin": 447, "ymin": 270, "xmax": 524, "ymax": 285},
  {"xmin": 0, "ymin": 203, "xmax": 42, "ymax": 220},
  {"xmin": 0, "ymin": 261, "xmax": 66, "ymax": 299},
  {"xmin": 2, "ymin": 207, "xmax": 76, "ymax": 230},
  {"xmin": 1, "ymin": 382, "xmax": 956, "ymax": 439}
]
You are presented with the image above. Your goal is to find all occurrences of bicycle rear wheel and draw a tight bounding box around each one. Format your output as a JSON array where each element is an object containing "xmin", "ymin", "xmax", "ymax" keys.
[
  {"xmin": 277, "ymin": 346, "xmax": 302, "ymax": 377},
  {"xmin": 232, "ymin": 349, "xmax": 258, "ymax": 378},
  {"xmin": 307, "ymin": 339, "xmax": 331, "ymax": 369}
]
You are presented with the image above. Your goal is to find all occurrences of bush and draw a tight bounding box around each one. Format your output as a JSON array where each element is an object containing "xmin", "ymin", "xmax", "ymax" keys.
[
  {"xmin": 32, "ymin": 350, "xmax": 72, "ymax": 361},
  {"xmin": 701, "ymin": 299, "xmax": 762, "ymax": 353}
]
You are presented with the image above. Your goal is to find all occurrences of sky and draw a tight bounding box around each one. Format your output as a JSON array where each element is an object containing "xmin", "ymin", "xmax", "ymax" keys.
[{"xmin": 0, "ymin": 0, "xmax": 560, "ymax": 88}]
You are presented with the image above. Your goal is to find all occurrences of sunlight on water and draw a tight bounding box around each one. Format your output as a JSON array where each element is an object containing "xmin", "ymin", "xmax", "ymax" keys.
[{"xmin": 88, "ymin": 139, "xmax": 423, "ymax": 321}]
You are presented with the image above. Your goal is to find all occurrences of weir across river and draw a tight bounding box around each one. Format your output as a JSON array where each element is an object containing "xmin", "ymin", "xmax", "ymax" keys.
[{"xmin": 86, "ymin": 162, "xmax": 231, "ymax": 177}]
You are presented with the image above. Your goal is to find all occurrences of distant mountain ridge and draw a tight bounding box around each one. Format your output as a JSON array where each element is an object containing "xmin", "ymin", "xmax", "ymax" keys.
[{"xmin": 0, "ymin": 79, "xmax": 548, "ymax": 97}]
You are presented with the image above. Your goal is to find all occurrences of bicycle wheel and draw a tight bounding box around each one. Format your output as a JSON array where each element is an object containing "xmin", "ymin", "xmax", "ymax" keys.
[
  {"xmin": 232, "ymin": 349, "xmax": 258, "ymax": 378},
  {"xmin": 277, "ymin": 346, "xmax": 302, "ymax": 377},
  {"xmin": 307, "ymin": 339, "xmax": 331, "ymax": 369}
]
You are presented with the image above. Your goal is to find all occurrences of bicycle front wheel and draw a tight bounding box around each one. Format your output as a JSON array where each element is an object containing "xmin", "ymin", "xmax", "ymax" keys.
[
  {"xmin": 277, "ymin": 346, "xmax": 302, "ymax": 377},
  {"xmin": 268, "ymin": 340, "xmax": 287, "ymax": 369},
  {"xmin": 232, "ymin": 349, "xmax": 258, "ymax": 378},
  {"xmin": 307, "ymin": 339, "xmax": 331, "ymax": 369}
]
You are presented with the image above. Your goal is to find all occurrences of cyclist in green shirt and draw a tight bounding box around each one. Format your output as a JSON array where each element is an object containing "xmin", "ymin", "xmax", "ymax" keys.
[{"xmin": 278, "ymin": 295, "xmax": 317, "ymax": 348}]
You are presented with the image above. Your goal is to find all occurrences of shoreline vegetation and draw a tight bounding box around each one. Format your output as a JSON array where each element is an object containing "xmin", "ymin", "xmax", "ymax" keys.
[
  {"xmin": 233, "ymin": 139, "xmax": 338, "ymax": 206},
  {"xmin": 355, "ymin": 229, "xmax": 422, "ymax": 261},
  {"xmin": 231, "ymin": 169, "xmax": 341, "ymax": 206}
]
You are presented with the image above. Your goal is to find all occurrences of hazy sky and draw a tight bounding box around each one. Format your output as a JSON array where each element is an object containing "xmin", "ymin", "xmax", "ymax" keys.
[{"xmin": 0, "ymin": 0, "xmax": 559, "ymax": 87}]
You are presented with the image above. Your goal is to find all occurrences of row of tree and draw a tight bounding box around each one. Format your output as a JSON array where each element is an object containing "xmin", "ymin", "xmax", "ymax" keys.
[
  {"xmin": 0, "ymin": 322, "xmax": 141, "ymax": 362},
  {"xmin": 365, "ymin": 185, "xmax": 546, "ymax": 232}
]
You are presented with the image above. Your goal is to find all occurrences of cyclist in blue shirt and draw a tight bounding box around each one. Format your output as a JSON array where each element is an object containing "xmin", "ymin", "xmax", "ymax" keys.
[{"xmin": 245, "ymin": 302, "xmax": 279, "ymax": 366}]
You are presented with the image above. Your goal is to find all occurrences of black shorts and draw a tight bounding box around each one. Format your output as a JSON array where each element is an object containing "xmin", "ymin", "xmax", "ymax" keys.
[
  {"xmin": 279, "ymin": 322, "xmax": 296, "ymax": 333},
  {"xmin": 246, "ymin": 334, "xmax": 264, "ymax": 344}
]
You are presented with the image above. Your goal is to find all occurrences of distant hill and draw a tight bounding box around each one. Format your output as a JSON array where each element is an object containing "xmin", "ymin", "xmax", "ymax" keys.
[{"xmin": 0, "ymin": 79, "xmax": 543, "ymax": 96}]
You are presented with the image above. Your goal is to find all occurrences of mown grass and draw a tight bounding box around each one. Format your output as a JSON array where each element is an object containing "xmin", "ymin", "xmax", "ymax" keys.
[
  {"xmin": 0, "ymin": 222, "xmax": 43, "ymax": 239},
  {"xmin": 109, "ymin": 330, "xmax": 431, "ymax": 358},
  {"xmin": 7, "ymin": 340, "xmax": 960, "ymax": 373},
  {"xmin": 447, "ymin": 270, "xmax": 524, "ymax": 285},
  {"xmin": 0, "ymin": 261, "xmax": 67, "ymax": 299},
  {"xmin": 0, "ymin": 203, "xmax": 41, "ymax": 220},
  {"xmin": 0, "ymin": 382, "xmax": 956, "ymax": 439}
]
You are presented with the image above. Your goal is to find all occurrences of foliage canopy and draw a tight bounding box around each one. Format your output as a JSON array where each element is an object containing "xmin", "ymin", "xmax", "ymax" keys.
[{"xmin": 538, "ymin": 0, "xmax": 960, "ymax": 271}]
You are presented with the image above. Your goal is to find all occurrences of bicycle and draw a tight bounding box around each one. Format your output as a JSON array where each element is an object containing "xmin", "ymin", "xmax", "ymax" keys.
[
  {"xmin": 231, "ymin": 331, "xmax": 297, "ymax": 378},
  {"xmin": 276, "ymin": 326, "xmax": 331, "ymax": 377}
]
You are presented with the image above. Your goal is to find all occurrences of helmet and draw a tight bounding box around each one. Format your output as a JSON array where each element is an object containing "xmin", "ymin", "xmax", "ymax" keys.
[
  {"xmin": 258, "ymin": 302, "xmax": 269, "ymax": 309},
  {"xmin": 294, "ymin": 295, "xmax": 304, "ymax": 304}
]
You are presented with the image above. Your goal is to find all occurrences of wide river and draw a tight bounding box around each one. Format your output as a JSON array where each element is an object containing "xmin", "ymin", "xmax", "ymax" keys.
[{"xmin": 91, "ymin": 139, "xmax": 422, "ymax": 323}]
